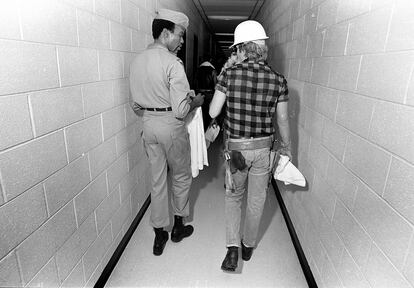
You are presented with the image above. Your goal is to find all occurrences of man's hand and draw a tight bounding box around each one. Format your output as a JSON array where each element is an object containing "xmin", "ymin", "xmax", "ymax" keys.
[
  {"xmin": 189, "ymin": 92, "xmax": 205, "ymax": 112},
  {"xmin": 278, "ymin": 140, "xmax": 292, "ymax": 161}
]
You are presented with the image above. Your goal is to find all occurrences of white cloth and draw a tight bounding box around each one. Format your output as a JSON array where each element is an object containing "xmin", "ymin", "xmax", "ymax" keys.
[
  {"xmin": 205, "ymin": 124, "xmax": 220, "ymax": 149},
  {"xmin": 273, "ymin": 155, "xmax": 306, "ymax": 187},
  {"xmin": 199, "ymin": 61, "xmax": 215, "ymax": 70},
  {"xmin": 185, "ymin": 107, "xmax": 208, "ymax": 177}
]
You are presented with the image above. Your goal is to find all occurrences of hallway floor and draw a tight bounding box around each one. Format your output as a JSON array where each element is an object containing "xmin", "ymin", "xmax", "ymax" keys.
[{"xmin": 106, "ymin": 137, "xmax": 307, "ymax": 288}]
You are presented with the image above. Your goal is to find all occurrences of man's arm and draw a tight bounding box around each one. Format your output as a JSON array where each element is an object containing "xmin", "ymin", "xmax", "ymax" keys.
[
  {"xmin": 274, "ymin": 101, "xmax": 292, "ymax": 160},
  {"xmin": 209, "ymin": 89, "xmax": 226, "ymax": 118}
]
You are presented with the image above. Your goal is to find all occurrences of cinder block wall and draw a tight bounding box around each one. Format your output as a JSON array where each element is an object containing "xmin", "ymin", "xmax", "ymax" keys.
[
  {"xmin": 0, "ymin": 0, "xmax": 205, "ymax": 287},
  {"xmin": 258, "ymin": 0, "xmax": 414, "ymax": 287}
]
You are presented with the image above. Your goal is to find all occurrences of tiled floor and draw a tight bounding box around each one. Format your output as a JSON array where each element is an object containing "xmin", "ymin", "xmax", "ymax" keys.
[{"xmin": 106, "ymin": 138, "xmax": 307, "ymax": 288}]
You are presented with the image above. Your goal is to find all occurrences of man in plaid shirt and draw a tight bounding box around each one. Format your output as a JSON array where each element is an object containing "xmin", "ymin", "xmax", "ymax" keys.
[{"xmin": 210, "ymin": 20, "xmax": 292, "ymax": 272}]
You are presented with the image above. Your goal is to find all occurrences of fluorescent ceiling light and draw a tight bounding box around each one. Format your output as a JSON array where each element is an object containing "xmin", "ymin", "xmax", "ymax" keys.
[
  {"xmin": 215, "ymin": 33, "xmax": 234, "ymax": 36},
  {"xmin": 208, "ymin": 15, "xmax": 248, "ymax": 20}
]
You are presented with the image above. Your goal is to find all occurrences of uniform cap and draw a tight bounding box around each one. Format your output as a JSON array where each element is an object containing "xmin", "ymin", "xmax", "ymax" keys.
[{"xmin": 155, "ymin": 8, "xmax": 189, "ymax": 30}]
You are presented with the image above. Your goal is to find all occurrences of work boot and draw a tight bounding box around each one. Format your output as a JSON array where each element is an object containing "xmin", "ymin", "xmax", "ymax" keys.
[
  {"xmin": 221, "ymin": 246, "xmax": 239, "ymax": 272},
  {"xmin": 241, "ymin": 241, "xmax": 253, "ymax": 261},
  {"xmin": 171, "ymin": 215, "xmax": 194, "ymax": 242},
  {"xmin": 153, "ymin": 227, "xmax": 168, "ymax": 256}
]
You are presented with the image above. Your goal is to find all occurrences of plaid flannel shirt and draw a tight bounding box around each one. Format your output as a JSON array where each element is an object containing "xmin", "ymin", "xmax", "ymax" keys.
[{"xmin": 215, "ymin": 59, "xmax": 289, "ymax": 138}]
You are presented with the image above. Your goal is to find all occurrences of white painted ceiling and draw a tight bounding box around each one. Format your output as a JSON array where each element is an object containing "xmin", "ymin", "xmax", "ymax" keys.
[{"xmin": 191, "ymin": 0, "xmax": 265, "ymax": 52}]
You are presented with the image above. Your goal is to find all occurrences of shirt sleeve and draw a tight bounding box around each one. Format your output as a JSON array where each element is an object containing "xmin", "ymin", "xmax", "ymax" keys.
[
  {"xmin": 168, "ymin": 59, "xmax": 191, "ymax": 119},
  {"xmin": 277, "ymin": 76, "xmax": 289, "ymax": 103},
  {"xmin": 215, "ymin": 69, "xmax": 228, "ymax": 94}
]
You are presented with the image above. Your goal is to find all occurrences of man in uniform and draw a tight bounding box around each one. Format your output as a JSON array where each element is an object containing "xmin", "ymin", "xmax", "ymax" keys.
[
  {"xmin": 130, "ymin": 8, "xmax": 204, "ymax": 256},
  {"xmin": 210, "ymin": 20, "xmax": 292, "ymax": 272}
]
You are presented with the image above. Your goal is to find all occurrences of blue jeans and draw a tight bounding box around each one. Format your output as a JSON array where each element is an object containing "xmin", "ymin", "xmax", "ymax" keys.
[{"xmin": 225, "ymin": 147, "xmax": 271, "ymax": 248}]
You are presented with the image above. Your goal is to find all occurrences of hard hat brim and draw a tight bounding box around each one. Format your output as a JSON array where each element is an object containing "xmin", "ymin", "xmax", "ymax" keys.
[{"xmin": 229, "ymin": 36, "xmax": 269, "ymax": 48}]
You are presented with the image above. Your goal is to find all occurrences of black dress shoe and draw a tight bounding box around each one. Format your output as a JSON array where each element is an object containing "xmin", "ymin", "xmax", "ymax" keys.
[
  {"xmin": 153, "ymin": 228, "xmax": 168, "ymax": 256},
  {"xmin": 241, "ymin": 241, "xmax": 253, "ymax": 261},
  {"xmin": 221, "ymin": 246, "xmax": 238, "ymax": 272},
  {"xmin": 171, "ymin": 215, "xmax": 194, "ymax": 243}
]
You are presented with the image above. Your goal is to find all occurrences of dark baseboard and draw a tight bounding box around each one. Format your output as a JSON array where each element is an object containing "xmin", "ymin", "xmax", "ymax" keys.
[
  {"xmin": 94, "ymin": 195, "xmax": 151, "ymax": 288},
  {"xmin": 271, "ymin": 178, "xmax": 318, "ymax": 288}
]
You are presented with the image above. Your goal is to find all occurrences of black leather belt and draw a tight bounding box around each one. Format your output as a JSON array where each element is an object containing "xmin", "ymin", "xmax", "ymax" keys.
[{"xmin": 142, "ymin": 107, "xmax": 172, "ymax": 111}]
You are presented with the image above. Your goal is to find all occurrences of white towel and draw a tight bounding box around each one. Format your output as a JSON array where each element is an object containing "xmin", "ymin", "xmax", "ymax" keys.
[
  {"xmin": 205, "ymin": 124, "xmax": 220, "ymax": 148},
  {"xmin": 273, "ymin": 155, "xmax": 306, "ymax": 187},
  {"xmin": 185, "ymin": 107, "xmax": 209, "ymax": 177}
]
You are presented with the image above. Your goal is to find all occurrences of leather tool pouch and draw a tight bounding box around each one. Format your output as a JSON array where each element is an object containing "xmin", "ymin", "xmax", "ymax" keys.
[{"xmin": 230, "ymin": 150, "xmax": 247, "ymax": 173}]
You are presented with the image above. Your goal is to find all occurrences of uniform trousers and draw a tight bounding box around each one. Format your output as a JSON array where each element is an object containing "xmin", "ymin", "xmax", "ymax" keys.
[{"xmin": 142, "ymin": 111, "xmax": 192, "ymax": 228}]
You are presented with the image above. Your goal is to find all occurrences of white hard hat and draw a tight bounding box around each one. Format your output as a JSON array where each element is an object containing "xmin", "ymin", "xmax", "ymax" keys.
[{"xmin": 230, "ymin": 20, "xmax": 269, "ymax": 48}]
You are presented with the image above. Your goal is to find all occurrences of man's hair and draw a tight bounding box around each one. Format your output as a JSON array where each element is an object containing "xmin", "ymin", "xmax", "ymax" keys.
[
  {"xmin": 239, "ymin": 41, "xmax": 268, "ymax": 61},
  {"xmin": 152, "ymin": 19, "xmax": 175, "ymax": 39}
]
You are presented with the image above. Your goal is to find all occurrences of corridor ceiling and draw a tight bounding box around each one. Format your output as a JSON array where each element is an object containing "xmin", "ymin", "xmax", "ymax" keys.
[{"xmin": 191, "ymin": 0, "xmax": 265, "ymax": 53}]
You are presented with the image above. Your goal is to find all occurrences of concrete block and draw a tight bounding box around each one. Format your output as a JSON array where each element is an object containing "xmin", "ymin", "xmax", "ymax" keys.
[
  {"xmin": 55, "ymin": 213, "xmax": 96, "ymax": 282},
  {"xmin": 370, "ymin": 101, "xmax": 414, "ymax": 164},
  {"xmin": 323, "ymin": 22, "xmax": 348, "ymax": 56},
  {"xmin": 364, "ymin": 244, "xmax": 412, "ymax": 288},
  {"xmin": 20, "ymin": 0, "xmax": 77, "ymax": 45},
  {"xmin": 95, "ymin": 0, "xmax": 121, "ymax": 23},
  {"xmin": 0, "ymin": 1, "xmax": 20, "ymax": 40},
  {"xmin": 313, "ymin": 175, "xmax": 336, "ymax": 221},
  {"xmin": 102, "ymin": 106, "xmax": 126, "ymax": 140},
  {"xmin": 338, "ymin": 248, "xmax": 371, "ymax": 288},
  {"xmin": 95, "ymin": 187, "xmax": 121, "ymax": 233},
  {"xmin": 0, "ymin": 185, "xmax": 47, "ymax": 260},
  {"xmin": 0, "ymin": 40, "xmax": 59, "ymax": 96},
  {"xmin": 326, "ymin": 156, "xmax": 359, "ymax": 210},
  {"xmin": 107, "ymin": 153, "xmax": 129, "ymax": 192},
  {"xmin": 17, "ymin": 202, "xmax": 76, "ymax": 284},
  {"xmin": 65, "ymin": 116, "xmax": 102, "ymax": 162},
  {"xmin": 304, "ymin": 8, "xmax": 318, "ymax": 35},
  {"xmin": 307, "ymin": 31, "xmax": 324, "ymax": 57},
  {"xmin": 74, "ymin": 173, "xmax": 108, "ymax": 226},
  {"xmin": 357, "ymin": 51, "xmax": 414, "ymax": 103},
  {"xmin": 383, "ymin": 158, "xmax": 414, "ymax": 224},
  {"xmin": 60, "ymin": 260, "xmax": 85, "ymax": 288},
  {"xmin": 121, "ymin": 0, "xmax": 139, "ymax": 30},
  {"xmin": 110, "ymin": 21, "xmax": 132, "ymax": 52},
  {"xmin": 44, "ymin": 155, "xmax": 90, "ymax": 215},
  {"xmin": 386, "ymin": 0, "xmax": 414, "ymax": 51},
  {"xmin": 293, "ymin": 17, "xmax": 305, "ymax": 40},
  {"xmin": 132, "ymin": 30, "xmax": 147, "ymax": 52},
  {"xmin": 347, "ymin": 6, "xmax": 392, "ymax": 55},
  {"xmin": 111, "ymin": 199, "xmax": 130, "ymax": 239},
  {"xmin": 63, "ymin": 0, "xmax": 94, "ymax": 12},
  {"xmin": 0, "ymin": 252, "xmax": 21, "ymax": 288},
  {"xmin": 119, "ymin": 171, "xmax": 137, "ymax": 204},
  {"xmin": 404, "ymin": 239, "xmax": 414, "ymax": 286},
  {"xmin": 317, "ymin": 0, "xmax": 338, "ymax": 29},
  {"xmin": 308, "ymin": 138, "xmax": 330, "ymax": 177},
  {"xmin": 336, "ymin": 91, "xmax": 375, "ymax": 138},
  {"xmin": 298, "ymin": 58, "xmax": 313, "ymax": 82},
  {"xmin": 0, "ymin": 131, "xmax": 67, "ymax": 200},
  {"xmin": 336, "ymin": 0, "xmax": 370, "ymax": 23},
  {"xmin": 316, "ymin": 86, "xmax": 338, "ymax": 121},
  {"xmin": 408, "ymin": 74, "xmax": 414, "ymax": 107},
  {"xmin": 82, "ymin": 81, "xmax": 115, "ymax": 118},
  {"xmin": 30, "ymin": 86, "xmax": 84, "ymax": 137},
  {"xmin": 354, "ymin": 185, "xmax": 413, "ymax": 269},
  {"xmin": 58, "ymin": 46, "xmax": 99, "ymax": 87},
  {"xmin": 113, "ymin": 78, "xmax": 130, "ymax": 106},
  {"xmin": 26, "ymin": 257, "xmax": 59, "ymax": 288},
  {"xmin": 82, "ymin": 223, "xmax": 112, "ymax": 282},
  {"xmin": 78, "ymin": 10, "xmax": 110, "ymax": 50},
  {"xmin": 328, "ymin": 55, "xmax": 361, "ymax": 91},
  {"xmin": 343, "ymin": 134, "xmax": 390, "ymax": 194},
  {"xmin": 89, "ymin": 137, "xmax": 117, "ymax": 179},
  {"xmin": 333, "ymin": 200, "xmax": 371, "ymax": 268},
  {"xmin": 305, "ymin": 109, "xmax": 324, "ymax": 141},
  {"xmin": 0, "ymin": 94, "xmax": 33, "ymax": 151},
  {"xmin": 99, "ymin": 50, "xmax": 124, "ymax": 80},
  {"xmin": 311, "ymin": 57, "xmax": 331, "ymax": 86},
  {"xmin": 322, "ymin": 118, "xmax": 347, "ymax": 161}
]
